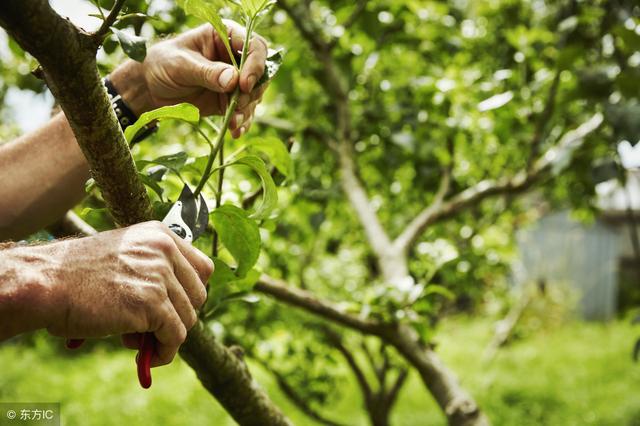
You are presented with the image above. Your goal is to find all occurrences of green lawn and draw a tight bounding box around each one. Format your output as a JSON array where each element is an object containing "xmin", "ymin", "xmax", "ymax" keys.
[{"xmin": 1, "ymin": 318, "xmax": 639, "ymax": 425}]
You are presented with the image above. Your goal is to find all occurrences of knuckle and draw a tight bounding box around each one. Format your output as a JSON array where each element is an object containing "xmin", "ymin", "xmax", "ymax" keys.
[
  {"xmin": 203, "ymin": 256, "xmax": 214, "ymax": 278},
  {"xmin": 174, "ymin": 324, "xmax": 188, "ymax": 345},
  {"xmin": 200, "ymin": 62, "xmax": 216, "ymax": 85},
  {"xmin": 193, "ymin": 285, "xmax": 207, "ymax": 309},
  {"xmin": 186, "ymin": 309, "xmax": 198, "ymax": 330},
  {"xmin": 153, "ymin": 233, "xmax": 176, "ymax": 255},
  {"xmin": 253, "ymin": 34, "xmax": 268, "ymax": 50}
]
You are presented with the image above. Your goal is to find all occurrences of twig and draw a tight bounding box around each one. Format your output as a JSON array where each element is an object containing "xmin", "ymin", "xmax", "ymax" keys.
[
  {"xmin": 393, "ymin": 113, "xmax": 604, "ymax": 254},
  {"xmin": 323, "ymin": 328, "xmax": 373, "ymax": 401},
  {"xmin": 255, "ymin": 274, "xmax": 385, "ymax": 335},
  {"xmin": 92, "ymin": 0, "xmax": 126, "ymax": 43},
  {"xmin": 255, "ymin": 359, "xmax": 346, "ymax": 426}
]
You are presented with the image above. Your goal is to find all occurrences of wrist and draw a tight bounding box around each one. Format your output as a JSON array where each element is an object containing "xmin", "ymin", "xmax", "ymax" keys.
[
  {"xmin": 109, "ymin": 59, "xmax": 154, "ymax": 116},
  {"xmin": 0, "ymin": 244, "xmax": 67, "ymax": 339}
]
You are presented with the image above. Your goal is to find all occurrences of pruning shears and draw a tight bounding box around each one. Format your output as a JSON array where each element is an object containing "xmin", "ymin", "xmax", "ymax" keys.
[
  {"xmin": 137, "ymin": 184, "xmax": 208, "ymax": 388},
  {"xmin": 67, "ymin": 184, "xmax": 208, "ymax": 389}
]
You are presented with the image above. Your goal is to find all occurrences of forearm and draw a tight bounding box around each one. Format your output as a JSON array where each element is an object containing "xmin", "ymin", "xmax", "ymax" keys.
[
  {"xmin": 0, "ymin": 62, "xmax": 155, "ymax": 242},
  {"xmin": 0, "ymin": 243, "xmax": 62, "ymax": 340},
  {"xmin": 0, "ymin": 112, "xmax": 89, "ymax": 240}
]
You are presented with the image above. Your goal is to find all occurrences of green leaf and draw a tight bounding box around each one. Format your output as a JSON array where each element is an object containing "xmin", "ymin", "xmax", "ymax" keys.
[
  {"xmin": 138, "ymin": 172, "xmax": 164, "ymax": 200},
  {"xmin": 204, "ymin": 259, "xmax": 260, "ymax": 314},
  {"xmin": 256, "ymin": 49, "xmax": 284, "ymax": 87},
  {"xmin": 247, "ymin": 136, "xmax": 293, "ymax": 177},
  {"xmin": 110, "ymin": 27, "xmax": 147, "ymax": 62},
  {"xmin": 125, "ymin": 103, "xmax": 200, "ymax": 144},
  {"xmin": 177, "ymin": 0, "xmax": 238, "ymax": 68},
  {"xmin": 232, "ymin": 0, "xmax": 276, "ymax": 18},
  {"xmin": 137, "ymin": 152, "xmax": 188, "ymax": 171},
  {"xmin": 210, "ymin": 204, "xmax": 260, "ymax": 277},
  {"xmin": 219, "ymin": 155, "xmax": 277, "ymax": 219}
]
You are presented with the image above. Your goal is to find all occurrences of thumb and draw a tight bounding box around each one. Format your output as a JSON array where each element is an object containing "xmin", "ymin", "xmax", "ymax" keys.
[{"xmin": 188, "ymin": 55, "xmax": 239, "ymax": 93}]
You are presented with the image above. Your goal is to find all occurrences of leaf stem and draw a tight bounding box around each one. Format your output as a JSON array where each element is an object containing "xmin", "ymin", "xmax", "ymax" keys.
[
  {"xmin": 212, "ymin": 144, "xmax": 224, "ymax": 257},
  {"xmin": 193, "ymin": 16, "xmax": 256, "ymax": 198}
]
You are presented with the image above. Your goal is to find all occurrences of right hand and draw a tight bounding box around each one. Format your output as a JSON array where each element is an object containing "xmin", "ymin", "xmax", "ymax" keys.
[{"xmin": 41, "ymin": 221, "xmax": 214, "ymax": 366}]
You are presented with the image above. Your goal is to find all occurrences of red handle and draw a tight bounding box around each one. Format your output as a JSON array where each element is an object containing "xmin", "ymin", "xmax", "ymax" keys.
[{"xmin": 136, "ymin": 332, "xmax": 155, "ymax": 389}]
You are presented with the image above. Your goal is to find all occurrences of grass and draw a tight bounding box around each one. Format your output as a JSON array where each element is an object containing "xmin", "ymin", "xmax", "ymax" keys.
[{"xmin": 1, "ymin": 318, "xmax": 639, "ymax": 425}]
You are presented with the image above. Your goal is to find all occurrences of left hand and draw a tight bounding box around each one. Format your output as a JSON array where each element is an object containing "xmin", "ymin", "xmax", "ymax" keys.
[{"xmin": 110, "ymin": 21, "xmax": 269, "ymax": 139}]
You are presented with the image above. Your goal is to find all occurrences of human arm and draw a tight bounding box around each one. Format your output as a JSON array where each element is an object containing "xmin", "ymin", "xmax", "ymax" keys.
[
  {"xmin": 0, "ymin": 21, "xmax": 268, "ymax": 241},
  {"xmin": 0, "ymin": 221, "xmax": 214, "ymax": 366}
]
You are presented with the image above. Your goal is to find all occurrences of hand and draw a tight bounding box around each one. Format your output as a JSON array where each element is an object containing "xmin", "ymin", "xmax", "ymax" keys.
[
  {"xmin": 36, "ymin": 221, "xmax": 212, "ymax": 366},
  {"xmin": 110, "ymin": 21, "xmax": 269, "ymax": 139}
]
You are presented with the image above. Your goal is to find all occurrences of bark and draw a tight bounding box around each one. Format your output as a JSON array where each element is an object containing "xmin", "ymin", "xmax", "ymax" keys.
[
  {"xmin": 257, "ymin": 276, "xmax": 489, "ymax": 426},
  {"xmin": 0, "ymin": 2, "xmax": 290, "ymax": 424},
  {"xmin": 0, "ymin": 0, "xmax": 151, "ymax": 226},
  {"xmin": 180, "ymin": 322, "xmax": 292, "ymax": 426}
]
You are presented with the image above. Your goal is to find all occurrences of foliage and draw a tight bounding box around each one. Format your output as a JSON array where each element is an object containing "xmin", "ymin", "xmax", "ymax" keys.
[{"xmin": 1, "ymin": 0, "xmax": 639, "ymax": 423}]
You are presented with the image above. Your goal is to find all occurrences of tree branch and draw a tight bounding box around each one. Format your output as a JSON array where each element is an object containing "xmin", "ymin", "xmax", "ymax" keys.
[
  {"xmin": 323, "ymin": 328, "xmax": 374, "ymax": 403},
  {"xmin": 255, "ymin": 274, "xmax": 385, "ymax": 335},
  {"xmin": 256, "ymin": 360, "xmax": 346, "ymax": 426},
  {"xmin": 0, "ymin": 2, "xmax": 290, "ymax": 423},
  {"xmin": 279, "ymin": 0, "xmax": 394, "ymax": 262},
  {"xmin": 0, "ymin": 0, "xmax": 151, "ymax": 226},
  {"xmin": 385, "ymin": 368, "xmax": 409, "ymax": 409},
  {"xmin": 336, "ymin": 141, "xmax": 394, "ymax": 259},
  {"xmin": 93, "ymin": 0, "xmax": 126, "ymax": 43},
  {"xmin": 393, "ymin": 113, "xmax": 604, "ymax": 254}
]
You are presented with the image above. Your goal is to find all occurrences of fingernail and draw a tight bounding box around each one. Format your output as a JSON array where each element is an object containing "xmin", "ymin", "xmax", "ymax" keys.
[
  {"xmin": 247, "ymin": 74, "xmax": 257, "ymax": 91},
  {"xmin": 219, "ymin": 67, "xmax": 235, "ymax": 90},
  {"xmin": 234, "ymin": 113, "xmax": 244, "ymax": 127}
]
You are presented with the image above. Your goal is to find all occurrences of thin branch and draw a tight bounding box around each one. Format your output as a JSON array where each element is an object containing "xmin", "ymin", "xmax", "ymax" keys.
[
  {"xmin": 336, "ymin": 141, "xmax": 393, "ymax": 259},
  {"xmin": 393, "ymin": 113, "xmax": 604, "ymax": 254},
  {"xmin": 255, "ymin": 275, "xmax": 385, "ymax": 335},
  {"xmin": 385, "ymin": 368, "xmax": 409, "ymax": 408},
  {"xmin": 93, "ymin": 0, "xmax": 126, "ymax": 42},
  {"xmin": 280, "ymin": 0, "xmax": 392, "ymax": 262},
  {"xmin": 323, "ymin": 328, "xmax": 373, "ymax": 402},
  {"xmin": 256, "ymin": 360, "xmax": 346, "ymax": 426},
  {"xmin": 392, "ymin": 167, "xmax": 450, "ymax": 254}
]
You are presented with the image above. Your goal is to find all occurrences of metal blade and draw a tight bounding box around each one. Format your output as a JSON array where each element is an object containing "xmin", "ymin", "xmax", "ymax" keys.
[
  {"xmin": 177, "ymin": 184, "xmax": 198, "ymax": 233},
  {"xmin": 192, "ymin": 193, "xmax": 209, "ymax": 242}
]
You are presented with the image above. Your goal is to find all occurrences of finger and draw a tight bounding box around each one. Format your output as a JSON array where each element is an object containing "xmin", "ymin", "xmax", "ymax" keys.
[
  {"xmin": 250, "ymin": 83, "xmax": 268, "ymax": 103},
  {"xmin": 225, "ymin": 20, "xmax": 268, "ymax": 93},
  {"xmin": 187, "ymin": 53, "xmax": 239, "ymax": 93},
  {"xmin": 162, "ymin": 226, "xmax": 214, "ymax": 284},
  {"xmin": 121, "ymin": 333, "xmax": 141, "ymax": 350},
  {"xmin": 236, "ymin": 92, "xmax": 252, "ymax": 109},
  {"xmin": 190, "ymin": 90, "xmax": 228, "ymax": 116},
  {"xmin": 232, "ymin": 99, "xmax": 258, "ymax": 129},
  {"xmin": 150, "ymin": 302, "xmax": 187, "ymax": 367},
  {"xmin": 170, "ymin": 249, "xmax": 208, "ymax": 312},
  {"xmin": 165, "ymin": 273, "xmax": 199, "ymax": 329}
]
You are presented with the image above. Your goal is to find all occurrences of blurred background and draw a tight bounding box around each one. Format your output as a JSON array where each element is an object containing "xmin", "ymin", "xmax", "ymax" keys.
[{"xmin": 1, "ymin": 0, "xmax": 640, "ymax": 425}]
